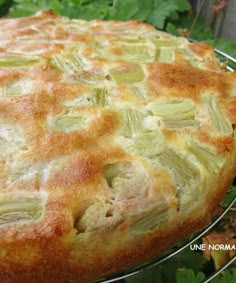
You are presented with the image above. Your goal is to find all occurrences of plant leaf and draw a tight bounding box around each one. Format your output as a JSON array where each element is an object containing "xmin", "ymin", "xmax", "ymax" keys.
[
  {"xmin": 222, "ymin": 186, "xmax": 236, "ymax": 208},
  {"xmin": 205, "ymin": 38, "xmax": 236, "ymax": 64},
  {"xmin": 211, "ymin": 269, "xmax": 236, "ymax": 283},
  {"xmin": 9, "ymin": 0, "xmax": 60, "ymax": 17},
  {"xmin": 176, "ymin": 269, "xmax": 205, "ymax": 283},
  {"xmin": 127, "ymin": 248, "xmax": 206, "ymax": 283},
  {"xmin": 175, "ymin": 0, "xmax": 191, "ymax": 12},
  {"xmin": 0, "ymin": 0, "xmax": 6, "ymax": 5},
  {"xmin": 148, "ymin": 0, "xmax": 178, "ymax": 29},
  {"xmin": 112, "ymin": 0, "xmax": 139, "ymax": 21},
  {"xmin": 166, "ymin": 22, "xmax": 178, "ymax": 34}
]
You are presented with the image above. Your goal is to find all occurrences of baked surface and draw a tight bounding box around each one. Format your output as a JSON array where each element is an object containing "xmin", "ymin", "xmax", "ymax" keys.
[{"xmin": 0, "ymin": 11, "xmax": 235, "ymax": 283}]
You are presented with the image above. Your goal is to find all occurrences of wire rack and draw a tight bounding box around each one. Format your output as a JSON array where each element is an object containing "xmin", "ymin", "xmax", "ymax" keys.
[{"xmin": 94, "ymin": 48, "xmax": 236, "ymax": 283}]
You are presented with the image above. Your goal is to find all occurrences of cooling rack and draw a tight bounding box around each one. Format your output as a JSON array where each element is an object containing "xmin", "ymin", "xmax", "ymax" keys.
[
  {"xmin": 96, "ymin": 195, "xmax": 235, "ymax": 283},
  {"xmin": 94, "ymin": 48, "xmax": 236, "ymax": 283}
]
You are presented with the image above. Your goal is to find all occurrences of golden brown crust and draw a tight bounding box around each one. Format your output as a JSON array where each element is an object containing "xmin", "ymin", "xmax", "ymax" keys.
[{"xmin": 0, "ymin": 11, "xmax": 235, "ymax": 283}]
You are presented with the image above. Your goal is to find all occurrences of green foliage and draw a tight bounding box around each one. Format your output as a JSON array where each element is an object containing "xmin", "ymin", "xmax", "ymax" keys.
[
  {"xmin": 205, "ymin": 38, "xmax": 236, "ymax": 60},
  {"xmin": 111, "ymin": 0, "xmax": 190, "ymax": 29},
  {"xmin": 52, "ymin": 0, "xmax": 112, "ymax": 20},
  {"xmin": 176, "ymin": 269, "xmax": 205, "ymax": 283},
  {"xmin": 166, "ymin": 12, "xmax": 214, "ymax": 41},
  {"xmin": 165, "ymin": 12, "xmax": 236, "ymax": 60},
  {"xmin": 127, "ymin": 248, "xmax": 206, "ymax": 283},
  {"xmin": 147, "ymin": 0, "xmax": 178, "ymax": 29},
  {"xmin": 175, "ymin": 0, "xmax": 191, "ymax": 12},
  {"xmin": 111, "ymin": 0, "xmax": 145, "ymax": 21},
  {"xmin": 9, "ymin": 0, "xmax": 60, "ymax": 17},
  {"xmin": 211, "ymin": 269, "xmax": 236, "ymax": 283},
  {"xmin": 222, "ymin": 186, "xmax": 236, "ymax": 208},
  {"xmin": 167, "ymin": 10, "xmax": 236, "ymax": 61},
  {"xmin": 8, "ymin": 0, "xmax": 190, "ymax": 29},
  {"xmin": 0, "ymin": 0, "xmax": 12, "ymax": 17}
]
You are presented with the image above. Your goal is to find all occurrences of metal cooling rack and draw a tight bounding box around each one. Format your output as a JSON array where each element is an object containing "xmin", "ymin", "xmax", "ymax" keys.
[
  {"xmin": 97, "ymin": 196, "xmax": 235, "ymax": 283},
  {"xmin": 95, "ymin": 48, "xmax": 236, "ymax": 283}
]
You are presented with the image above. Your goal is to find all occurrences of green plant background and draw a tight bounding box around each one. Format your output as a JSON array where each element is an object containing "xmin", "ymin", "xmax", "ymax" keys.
[{"xmin": 0, "ymin": 1, "xmax": 235, "ymax": 282}]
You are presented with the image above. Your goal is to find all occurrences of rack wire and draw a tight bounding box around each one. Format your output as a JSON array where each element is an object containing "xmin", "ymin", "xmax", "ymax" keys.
[
  {"xmin": 96, "ymin": 196, "xmax": 235, "ymax": 283},
  {"xmin": 95, "ymin": 48, "xmax": 236, "ymax": 283}
]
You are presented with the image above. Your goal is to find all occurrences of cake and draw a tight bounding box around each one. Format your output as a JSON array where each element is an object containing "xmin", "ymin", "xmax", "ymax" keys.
[{"xmin": 0, "ymin": 10, "xmax": 235, "ymax": 283}]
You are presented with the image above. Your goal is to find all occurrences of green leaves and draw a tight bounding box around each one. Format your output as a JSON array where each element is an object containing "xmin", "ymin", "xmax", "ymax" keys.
[
  {"xmin": 205, "ymin": 38, "xmax": 236, "ymax": 69},
  {"xmin": 176, "ymin": 269, "xmax": 205, "ymax": 283},
  {"xmin": 112, "ymin": 0, "xmax": 140, "ymax": 21},
  {"xmin": 9, "ymin": 0, "xmax": 60, "ymax": 17},
  {"xmin": 112, "ymin": 0, "xmax": 190, "ymax": 29},
  {"xmin": 211, "ymin": 269, "xmax": 236, "ymax": 283},
  {"xmin": 175, "ymin": 0, "xmax": 191, "ymax": 12},
  {"xmin": 222, "ymin": 186, "xmax": 236, "ymax": 208},
  {"xmin": 7, "ymin": 0, "xmax": 191, "ymax": 30},
  {"xmin": 127, "ymin": 248, "xmax": 206, "ymax": 283},
  {"xmin": 0, "ymin": 0, "xmax": 7, "ymax": 5},
  {"xmin": 9, "ymin": 0, "xmax": 112, "ymax": 19},
  {"xmin": 148, "ymin": 0, "xmax": 177, "ymax": 29},
  {"xmin": 111, "ymin": 0, "xmax": 152, "ymax": 24},
  {"xmin": 58, "ymin": 0, "xmax": 112, "ymax": 20}
]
